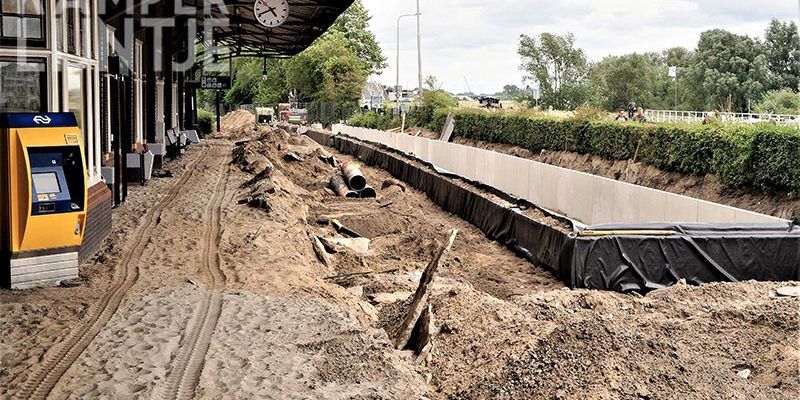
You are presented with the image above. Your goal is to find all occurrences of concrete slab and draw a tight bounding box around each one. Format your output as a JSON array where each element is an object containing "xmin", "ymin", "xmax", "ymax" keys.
[
  {"xmin": 636, "ymin": 187, "xmax": 668, "ymax": 222},
  {"xmin": 428, "ymin": 141, "xmax": 448, "ymax": 170},
  {"xmin": 734, "ymin": 209, "xmax": 777, "ymax": 224},
  {"xmin": 591, "ymin": 177, "xmax": 617, "ymax": 225},
  {"xmin": 697, "ymin": 201, "xmax": 736, "ymax": 224},
  {"xmin": 556, "ymin": 169, "xmax": 582, "ymax": 220},
  {"xmin": 527, "ymin": 162, "xmax": 543, "ymax": 206},
  {"xmin": 666, "ymin": 194, "xmax": 699, "ymax": 223},
  {"xmin": 494, "ymin": 153, "xmax": 518, "ymax": 196},
  {"xmin": 453, "ymin": 144, "xmax": 469, "ymax": 179},
  {"xmin": 508, "ymin": 157, "xmax": 531, "ymax": 199},
  {"xmin": 539, "ymin": 163, "xmax": 560, "ymax": 213},
  {"xmin": 10, "ymin": 252, "xmax": 79, "ymax": 289},
  {"xmin": 613, "ymin": 182, "xmax": 639, "ymax": 223},
  {"xmin": 482, "ymin": 150, "xmax": 497, "ymax": 187},
  {"xmin": 462, "ymin": 146, "xmax": 479, "ymax": 182},
  {"xmin": 413, "ymin": 137, "xmax": 429, "ymax": 159}
]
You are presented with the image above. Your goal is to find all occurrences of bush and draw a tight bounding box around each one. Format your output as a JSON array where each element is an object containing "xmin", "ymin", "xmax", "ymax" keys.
[
  {"xmin": 406, "ymin": 91, "xmax": 458, "ymax": 129},
  {"xmin": 348, "ymin": 110, "xmax": 401, "ymax": 131},
  {"xmin": 443, "ymin": 109, "xmax": 800, "ymax": 193},
  {"xmin": 197, "ymin": 109, "xmax": 215, "ymax": 137},
  {"xmin": 750, "ymin": 128, "xmax": 800, "ymax": 193}
]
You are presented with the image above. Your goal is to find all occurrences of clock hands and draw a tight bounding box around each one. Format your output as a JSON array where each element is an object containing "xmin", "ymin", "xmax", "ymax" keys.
[{"xmin": 257, "ymin": 6, "xmax": 279, "ymax": 18}]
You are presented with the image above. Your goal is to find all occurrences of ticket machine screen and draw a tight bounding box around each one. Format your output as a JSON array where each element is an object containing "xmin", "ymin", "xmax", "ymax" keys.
[
  {"xmin": 28, "ymin": 147, "xmax": 84, "ymax": 216},
  {"xmin": 32, "ymin": 172, "xmax": 61, "ymax": 194}
]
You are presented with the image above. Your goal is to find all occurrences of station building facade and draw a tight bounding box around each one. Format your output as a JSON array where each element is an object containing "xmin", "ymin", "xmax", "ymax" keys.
[
  {"xmin": 1, "ymin": 0, "xmax": 110, "ymax": 261},
  {"xmin": 1, "ymin": 0, "xmax": 353, "ymax": 268}
]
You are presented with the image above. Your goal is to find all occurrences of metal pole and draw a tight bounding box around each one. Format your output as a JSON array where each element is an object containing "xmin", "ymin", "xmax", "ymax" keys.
[
  {"xmin": 416, "ymin": 0, "xmax": 423, "ymax": 97},
  {"xmin": 674, "ymin": 68, "xmax": 678, "ymax": 110},
  {"xmin": 215, "ymin": 90, "xmax": 221, "ymax": 133},
  {"xmin": 396, "ymin": 15, "xmax": 401, "ymax": 113},
  {"xmin": 395, "ymin": 13, "xmax": 417, "ymax": 113}
]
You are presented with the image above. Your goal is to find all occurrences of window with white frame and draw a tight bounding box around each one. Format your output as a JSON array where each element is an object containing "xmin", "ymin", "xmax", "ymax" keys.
[
  {"xmin": 54, "ymin": 0, "xmax": 94, "ymax": 58},
  {"xmin": 0, "ymin": 57, "xmax": 46, "ymax": 112},
  {"xmin": 0, "ymin": 0, "xmax": 45, "ymax": 45}
]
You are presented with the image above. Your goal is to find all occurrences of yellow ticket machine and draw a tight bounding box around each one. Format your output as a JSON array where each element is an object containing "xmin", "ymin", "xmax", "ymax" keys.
[{"xmin": 1, "ymin": 113, "xmax": 88, "ymax": 289}]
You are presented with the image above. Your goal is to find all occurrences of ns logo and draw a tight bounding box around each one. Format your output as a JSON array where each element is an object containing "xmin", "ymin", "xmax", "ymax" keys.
[{"xmin": 32, "ymin": 115, "xmax": 52, "ymax": 125}]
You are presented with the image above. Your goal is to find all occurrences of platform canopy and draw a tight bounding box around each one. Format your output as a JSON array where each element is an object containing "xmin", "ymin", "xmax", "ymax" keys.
[{"xmin": 101, "ymin": 0, "xmax": 354, "ymax": 60}]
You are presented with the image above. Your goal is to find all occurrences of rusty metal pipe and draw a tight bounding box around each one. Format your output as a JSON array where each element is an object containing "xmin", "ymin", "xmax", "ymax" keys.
[
  {"xmin": 330, "ymin": 175, "xmax": 359, "ymax": 198},
  {"xmin": 340, "ymin": 161, "xmax": 367, "ymax": 191},
  {"xmin": 359, "ymin": 186, "xmax": 377, "ymax": 199}
]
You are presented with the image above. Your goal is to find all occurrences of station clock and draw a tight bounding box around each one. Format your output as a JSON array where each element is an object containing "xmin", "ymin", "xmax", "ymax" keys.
[{"xmin": 254, "ymin": 0, "xmax": 290, "ymax": 28}]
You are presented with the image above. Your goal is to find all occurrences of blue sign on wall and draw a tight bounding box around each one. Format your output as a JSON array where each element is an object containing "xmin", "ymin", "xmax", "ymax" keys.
[{"xmin": 0, "ymin": 113, "xmax": 78, "ymax": 129}]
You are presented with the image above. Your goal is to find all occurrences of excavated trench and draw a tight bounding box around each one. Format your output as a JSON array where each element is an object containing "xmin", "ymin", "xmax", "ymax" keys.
[{"xmin": 222, "ymin": 116, "xmax": 799, "ymax": 399}]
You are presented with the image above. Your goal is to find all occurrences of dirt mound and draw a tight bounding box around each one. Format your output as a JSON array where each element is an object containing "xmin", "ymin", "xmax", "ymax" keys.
[
  {"xmin": 429, "ymin": 282, "xmax": 800, "ymax": 399},
  {"xmin": 220, "ymin": 109, "xmax": 256, "ymax": 138}
]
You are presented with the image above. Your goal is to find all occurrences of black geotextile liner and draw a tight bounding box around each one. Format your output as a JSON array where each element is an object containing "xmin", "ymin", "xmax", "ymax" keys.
[
  {"xmin": 561, "ymin": 223, "xmax": 800, "ymax": 292},
  {"xmin": 308, "ymin": 130, "xmax": 800, "ymax": 292}
]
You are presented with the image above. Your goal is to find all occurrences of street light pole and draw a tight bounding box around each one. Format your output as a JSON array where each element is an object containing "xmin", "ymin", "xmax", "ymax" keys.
[
  {"xmin": 416, "ymin": 0, "xmax": 423, "ymax": 98},
  {"xmin": 396, "ymin": 12, "xmax": 418, "ymax": 113}
]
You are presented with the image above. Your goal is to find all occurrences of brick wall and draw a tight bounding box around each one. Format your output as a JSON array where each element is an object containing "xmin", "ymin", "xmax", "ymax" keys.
[{"xmin": 79, "ymin": 182, "xmax": 112, "ymax": 262}]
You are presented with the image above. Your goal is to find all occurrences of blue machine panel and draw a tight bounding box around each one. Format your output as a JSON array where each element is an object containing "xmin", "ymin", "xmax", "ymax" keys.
[
  {"xmin": 0, "ymin": 113, "xmax": 78, "ymax": 129},
  {"xmin": 29, "ymin": 152, "xmax": 75, "ymax": 215}
]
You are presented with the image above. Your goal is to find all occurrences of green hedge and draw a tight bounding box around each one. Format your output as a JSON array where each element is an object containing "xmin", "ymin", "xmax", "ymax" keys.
[
  {"xmin": 422, "ymin": 109, "xmax": 800, "ymax": 194},
  {"xmin": 347, "ymin": 111, "xmax": 401, "ymax": 131}
]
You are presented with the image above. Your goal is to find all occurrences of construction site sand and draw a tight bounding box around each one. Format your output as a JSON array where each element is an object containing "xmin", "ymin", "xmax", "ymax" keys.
[
  {"xmin": 232, "ymin": 120, "xmax": 799, "ymax": 399},
  {"xmin": 0, "ymin": 111, "xmax": 797, "ymax": 400}
]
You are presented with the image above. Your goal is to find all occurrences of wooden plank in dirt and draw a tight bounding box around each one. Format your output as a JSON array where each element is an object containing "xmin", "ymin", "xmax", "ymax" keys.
[{"xmin": 394, "ymin": 229, "xmax": 458, "ymax": 350}]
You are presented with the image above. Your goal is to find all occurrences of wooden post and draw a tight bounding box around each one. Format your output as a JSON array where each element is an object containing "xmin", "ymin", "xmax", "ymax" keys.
[{"xmin": 394, "ymin": 229, "xmax": 458, "ymax": 350}]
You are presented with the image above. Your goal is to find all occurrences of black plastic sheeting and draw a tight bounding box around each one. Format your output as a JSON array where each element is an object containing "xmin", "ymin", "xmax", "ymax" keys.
[
  {"xmin": 307, "ymin": 129, "xmax": 800, "ymax": 292},
  {"xmin": 561, "ymin": 223, "xmax": 800, "ymax": 292}
]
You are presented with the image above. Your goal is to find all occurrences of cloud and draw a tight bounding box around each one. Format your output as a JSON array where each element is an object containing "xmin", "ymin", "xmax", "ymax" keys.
[{"xmin": 362, "ymin": 0, "xmax": 799, "ymax": 93}]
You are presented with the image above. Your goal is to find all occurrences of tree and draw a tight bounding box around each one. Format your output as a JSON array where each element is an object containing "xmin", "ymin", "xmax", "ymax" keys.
[
  {"xmin": 683, "ymin": 29, "xmax": 770, "ymax": 112},
  {"xmin": 587, "ymin": 53, "xmax": 663, "ymax": 111},
  {"xmin": 285, "ymin": 32, "xmax": 368, "ymax": 108},
  {"xmin": 498, "ymin": 84, "xmax": 521, "ymax": 99},
  {"xmin": 764, "ymin": 19, "xmax": 800, "ymax": 92},
  {"xmin": 224, "ymin": 58, "xmax": 288, "ymax": 107},
  {"xmin": 425, "ymin": 75, "xmax": 443, "ymax": 91},
  {"xmin": 755, "ymin": 89, "xmax": 800, "ymax": 114},
  {"xmin": 327, "ymin": 0, "xmax": 387, "ymax": 75},
  {"xmin": 662, "ymin": 47, "xmax": 692, "ymax": 68},
  {"xmin": 518, "ymin": 32, "xmax": 589, "ymax": 110}
]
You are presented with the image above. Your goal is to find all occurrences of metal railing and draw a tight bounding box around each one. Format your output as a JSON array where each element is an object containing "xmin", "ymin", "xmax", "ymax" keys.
[{"xmin": 647, "ymin": 110, "xmax": 800, "ymax": 127}]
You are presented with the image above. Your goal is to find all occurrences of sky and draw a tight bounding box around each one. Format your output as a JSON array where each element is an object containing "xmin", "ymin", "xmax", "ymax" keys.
[{"xmin": 361, "ymin": 0, "xmax": 800, "ymax": 94}]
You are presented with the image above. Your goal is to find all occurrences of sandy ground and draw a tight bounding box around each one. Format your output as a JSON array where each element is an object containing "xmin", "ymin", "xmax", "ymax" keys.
[{"xmin": 1, "ymin": 110, "xmax": 798, "ymax": 399}]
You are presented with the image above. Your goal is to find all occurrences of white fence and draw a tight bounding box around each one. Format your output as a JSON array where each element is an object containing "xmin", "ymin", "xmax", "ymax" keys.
[
  {"xmin": 647, "ymin": 110, "xmax": 800, "ymax": 127},
  {"xmin": 332, "ymin": 124, "xmax": 789, "ymax": 226}
]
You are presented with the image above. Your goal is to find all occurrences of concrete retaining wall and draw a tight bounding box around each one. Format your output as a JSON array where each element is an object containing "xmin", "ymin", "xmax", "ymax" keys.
[{"xmin": 332, "ymin": 125, "xmax": 787, "ymax": 226}]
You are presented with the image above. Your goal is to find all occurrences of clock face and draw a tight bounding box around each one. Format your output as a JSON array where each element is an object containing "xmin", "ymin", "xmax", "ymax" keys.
[{"xmin": 254, "ymin": 0, "xmax": 289, "ymax": 28}]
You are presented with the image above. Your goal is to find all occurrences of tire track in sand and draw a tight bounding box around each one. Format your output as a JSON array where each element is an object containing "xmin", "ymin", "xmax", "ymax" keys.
[
  {"xmin": 161, "ymin": 154, "xmax": 231, "ymax": 400},
  {"xmin": 15, "ymin": 148, "xmax": 211, "ymax": 400}
]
